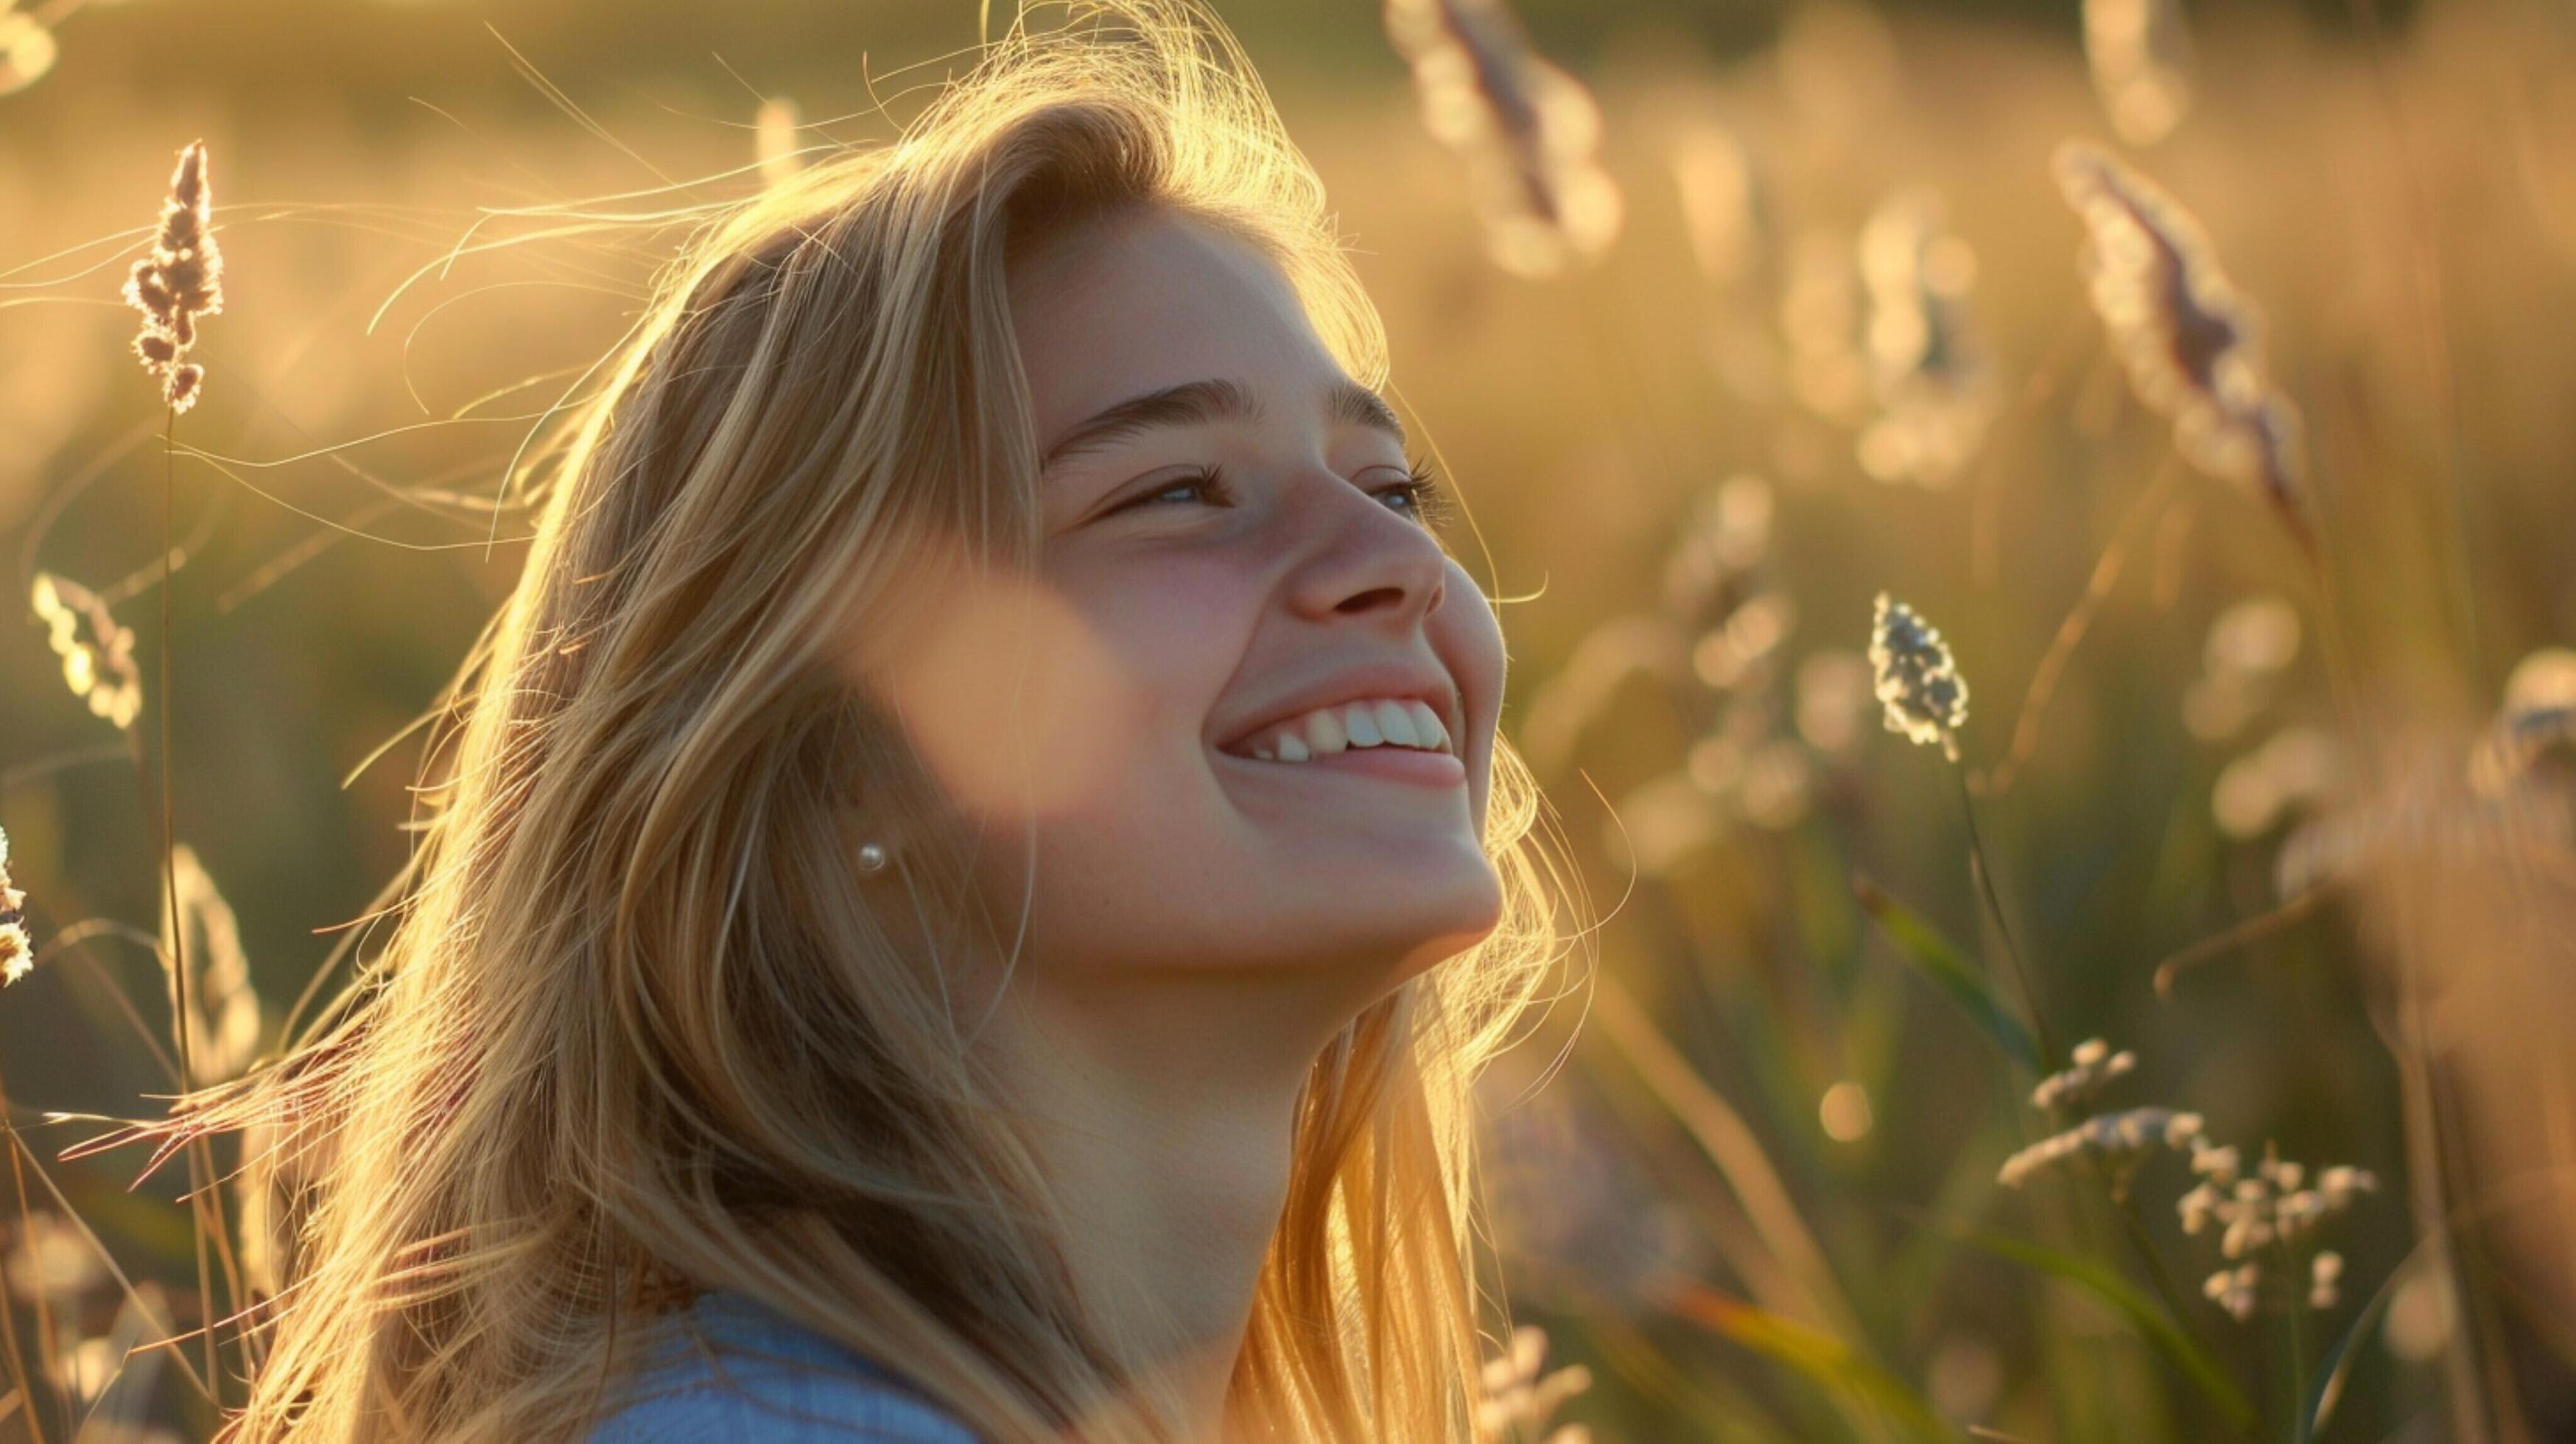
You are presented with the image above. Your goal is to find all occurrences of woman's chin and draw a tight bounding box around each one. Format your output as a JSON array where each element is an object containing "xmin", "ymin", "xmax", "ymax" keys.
[{"xmin": 1310, "ymin": 869, "xmax": 1508, "ymax": 981}]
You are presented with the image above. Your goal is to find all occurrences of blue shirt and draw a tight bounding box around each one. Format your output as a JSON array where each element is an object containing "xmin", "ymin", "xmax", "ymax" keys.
[{"xmin": 586, "ymin": 1289, "xmax": 984, "ymax": 1442}]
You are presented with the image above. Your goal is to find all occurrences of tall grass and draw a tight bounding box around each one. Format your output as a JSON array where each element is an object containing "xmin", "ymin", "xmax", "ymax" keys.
[{"xmin": 0, "ymin": 1, "xmax": 2572, "ymax": 1439}]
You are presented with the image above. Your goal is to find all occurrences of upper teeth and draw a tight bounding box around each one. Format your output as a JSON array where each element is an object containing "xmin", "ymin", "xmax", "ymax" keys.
[{"xmin": 1241, "ymin": 698, "xmax": 1452, "ymax": 761}]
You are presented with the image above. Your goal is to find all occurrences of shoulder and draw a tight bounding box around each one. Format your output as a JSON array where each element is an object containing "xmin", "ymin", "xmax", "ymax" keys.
[{"xmin": 585, "ymin": 1289, "xmax": 983, "ymax": 1443}]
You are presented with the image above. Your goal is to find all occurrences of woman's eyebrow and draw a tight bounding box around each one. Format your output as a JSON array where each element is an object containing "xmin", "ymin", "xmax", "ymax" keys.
[
  {"xmin": 1039, "ymin": 377, "xmax": 1405, "ymax": 473},
  {"xmin": 1327, "ymin": 380, "xmax": 1408, "ymax": 449}
]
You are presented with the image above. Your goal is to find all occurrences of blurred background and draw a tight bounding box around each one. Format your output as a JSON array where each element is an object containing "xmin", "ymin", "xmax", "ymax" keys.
[{"xmin": 5, "ymin": 0, "xmax": 2576, "ymax": 1438}]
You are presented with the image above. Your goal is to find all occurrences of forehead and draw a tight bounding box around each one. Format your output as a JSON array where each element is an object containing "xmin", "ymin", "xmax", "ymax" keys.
[{"xmin": 1006, "ymin": 208, "xmax": 1347, "ymax": 446}]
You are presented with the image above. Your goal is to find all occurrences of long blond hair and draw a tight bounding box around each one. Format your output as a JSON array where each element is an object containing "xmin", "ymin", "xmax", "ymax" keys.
[{"xmin": 141, "ymin": 3, "xmax": 1568, "ymax": 1438}]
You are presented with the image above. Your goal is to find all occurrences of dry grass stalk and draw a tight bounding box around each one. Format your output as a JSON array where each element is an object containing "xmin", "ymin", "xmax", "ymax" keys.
[
  {"xmin": 120, "ymin": 140, "xmax": 225, "ymax": 416},
  {"xmin": 1383, "ymin": 0, "xmax": 1621, "ymax": 277},
  {"xmin": 2050, "ymin": 140, "xmax": 2307, "ymax": 539},
  {"xmin": 0, "ymin": 821, "xmax": 52, "ymax": 1440},
  {"xmin": 1979, "ymin": 458, "xmax": 2181, "ymax": 796},
  {"xmin": 116, "ymin": 138, "xmax": 244, "ymax": 1401}
]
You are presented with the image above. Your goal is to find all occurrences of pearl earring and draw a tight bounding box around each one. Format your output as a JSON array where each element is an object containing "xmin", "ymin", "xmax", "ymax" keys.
[{"xmin": 856, "ymin": 841, "xmax": 891, "ymax": 875}]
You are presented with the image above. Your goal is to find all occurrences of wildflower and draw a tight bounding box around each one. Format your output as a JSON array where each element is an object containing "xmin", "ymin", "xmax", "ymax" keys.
[
  {"xmin": 2050, "ymin": 141, "xmax": 2306, "ymax": 537},
  {"xmin": 1475, "ymin": 1322, "xmax": 1593, "ymax": 1442},
  {"xmin": 1869, "ymin": 592, "xmax": 1970, "ymax": 760},
  {"xmin": 0, "ymin": 821, "xmax": 29, "ymax": 985},
  {"xmin": 2221, "ymin": 1180, "xmax": 2275, "ymax": 1258},
  {"xmin": 2030, "ymin": 1037, "xmax": 2137, "ymax": 1112},
  {"xmin": 2309, "ymin": 1250, "xmax": 2344, "ymax": 1309},
  {"xmin": 2191, "ymin": 1142, "xmax": 2241, "ymax": 1185},
  {"xmin": 2203, "ymin": 1261, "xmax": 2260, "ymax": 1322},
  {"xmin": 2083, "ymin": 0, "xmax": 2194, "ymax": 146},
  {"xmin": 122, "ymin": 140, "xmax": 225, "ymax": 415},
  {"xmin": 2176, "ymin": 1179, "xmax": 2219, "ymax": 1236},
  {"xmin": 2272, "ymin": 1165, "xmax": 2378, "ymax": 1248},
  {"xmin": 2177, "ymin": 1135, "xmax": 2373, "ymax": 1318},
  {"xmin": 1384, "ymin": 0, "xmax": 1621, "ymax": 278},
  {"xmin": 1997, "ymin": 1107, "xmax": 2201, "ymax": 1199},
  {"xmin": 2317, "ymin": 1164, "xmax": 2379, "ymax": 1208},
  {"xmin": 30, "ymin": 572, "xmax": 143, "ymax": 730}
]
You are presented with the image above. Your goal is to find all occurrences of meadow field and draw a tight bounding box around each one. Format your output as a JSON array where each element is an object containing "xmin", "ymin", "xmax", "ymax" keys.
[{"xmin": 4, "ymin": 0, "xmax": 2575, "ymax": 1438}]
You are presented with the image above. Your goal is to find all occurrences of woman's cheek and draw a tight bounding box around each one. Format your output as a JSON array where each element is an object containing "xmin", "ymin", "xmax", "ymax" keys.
[
  {"xmin": 1067, "ymin": 550, "xmax": 1262, "ymax": 729},
  {"xmin": 1433, "ymin": 558, "xmax": 1507, "ymax": 822},
  {"xmin": 879, "ymin": 568, "xmax": 1143, "ymax": 819}
]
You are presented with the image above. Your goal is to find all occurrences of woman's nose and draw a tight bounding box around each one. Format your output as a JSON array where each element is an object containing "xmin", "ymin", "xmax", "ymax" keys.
[{"xmin": 1280, "ymin": 474, "xmax": 1448, "ymax": 625}]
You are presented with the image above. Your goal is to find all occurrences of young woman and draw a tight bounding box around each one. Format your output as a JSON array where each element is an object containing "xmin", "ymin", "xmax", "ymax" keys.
[{"xmin": 148, "ymin": 1, "xmax": 1568, "ymax": 1439}]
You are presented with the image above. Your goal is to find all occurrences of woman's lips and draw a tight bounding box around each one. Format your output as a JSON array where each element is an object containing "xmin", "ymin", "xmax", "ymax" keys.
[{"xmin": 1218, "ymin": 743, "xmax": 1466, "ymax": 789}]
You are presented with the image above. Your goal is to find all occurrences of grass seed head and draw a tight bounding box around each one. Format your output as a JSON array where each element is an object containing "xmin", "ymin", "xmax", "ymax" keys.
[
  {"xmin": 1384, "ymin": 0, "xmax": 1622, "ymax": 277},
  {"xmin": 161, "ymin": 844, "xmax": 264, "ymax": 1084},
  {"xmin": 2083, "ymin": 0, "xmax": 2194, "ymax": 146},
  {"xmin": 0, "ymin": 822, "xmax": 29, "ymax": 986},
  {"xmin": 1855, "ymin": 187, "xmax": 1995, "ymax": 486},
  {"xmin": 1869, "ymin": 592, "xmax": 1969, "ymax": 760},
  {"xmin": 30, "ymin": 572, "xmax": 142, "ymax": 730},
  {"xmin": 2050, "ymin": 139, "xmax": 2306, "ymax": 535},
  {"xmin": 122, "ymin": 139, "xmax": 225, "ymax": 414}
]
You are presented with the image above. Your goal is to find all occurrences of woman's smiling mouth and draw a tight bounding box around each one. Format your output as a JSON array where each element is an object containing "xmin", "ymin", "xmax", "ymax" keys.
[
  {"xmin": 1231, "ymin": 696, "xmax": 1452, "ymax": 761},
  {"xmin": 1215, "ymin": 696, "xmax": 1467, "ymax": 788}
]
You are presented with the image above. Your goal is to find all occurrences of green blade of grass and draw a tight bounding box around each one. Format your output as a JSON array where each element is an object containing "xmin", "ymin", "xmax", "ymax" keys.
[
  {"xmin": 1962, "ymin": 1229, "xmax": 2256, "ymax": 1432},
  {"xmin": 2299, "ymin": 1261, "xmax": 2398, "ymax": 1443},
  {"xmin": 1852, "ymin": 875, "xmax": 2043, "ymax": 1076},
  {"xmin": 1657, "ymin": 1275, "xmax": 1955, "ymax": 1442}
]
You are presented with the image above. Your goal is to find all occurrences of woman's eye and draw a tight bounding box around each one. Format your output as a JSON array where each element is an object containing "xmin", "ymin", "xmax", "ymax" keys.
[
  {"xmin": 1372, "ymin": 461, "xmax": 1457, "ymax": 530},
  {"xmin": 1113, "ymin": 467, "xmax": 1233, "ymax": 513}
]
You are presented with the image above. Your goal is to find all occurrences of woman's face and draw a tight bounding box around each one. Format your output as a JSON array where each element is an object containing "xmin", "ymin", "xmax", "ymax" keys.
[{"xmin": 894, "ymin": 206, "xmax": 1506, "ymax": 999}]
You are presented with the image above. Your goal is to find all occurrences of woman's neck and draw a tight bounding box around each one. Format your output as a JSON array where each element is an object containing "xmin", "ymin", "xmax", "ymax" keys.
[{"xmin": 978, "ymin": 970, "xmax": 1352, "ymax": 1443}]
